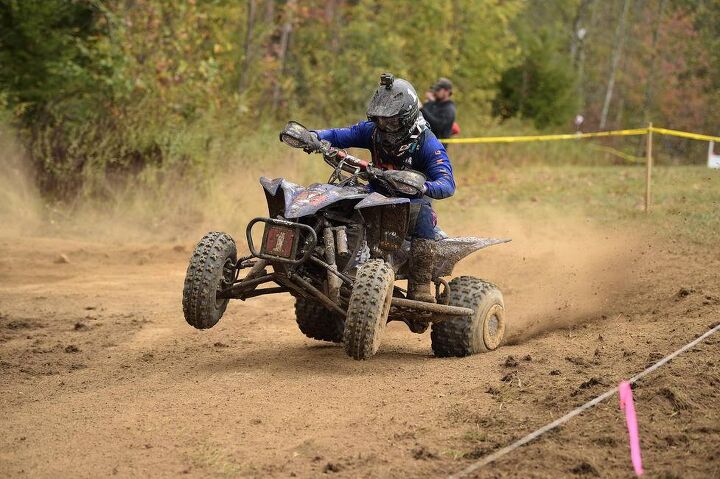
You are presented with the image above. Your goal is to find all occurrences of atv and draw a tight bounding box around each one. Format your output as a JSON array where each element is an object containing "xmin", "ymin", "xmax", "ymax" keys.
[{"xmin": 182, "ymin": 122, "xmax": 510, "ymax": 359}]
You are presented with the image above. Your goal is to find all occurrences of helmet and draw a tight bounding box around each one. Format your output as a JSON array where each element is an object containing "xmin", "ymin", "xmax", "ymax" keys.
[{"xmin": 366, "ymin": 73, "xmax": 425, "ymax": 160}]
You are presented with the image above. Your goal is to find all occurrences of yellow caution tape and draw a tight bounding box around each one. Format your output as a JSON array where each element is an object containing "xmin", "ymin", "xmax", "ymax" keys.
[
  {"xmin": 589, "ymin": 144, "xmax": 645, "ymax": 164},
  {"xmin": 649, "ymin": 127, "xmax": 720, "ymax": 142},
  {"xmin": 443, "ymin": 128, "xmax": 648, "ymax": 144},
  {"xmin": 443, "ymin": 126, "xmax": 720, "ymax": 144}
]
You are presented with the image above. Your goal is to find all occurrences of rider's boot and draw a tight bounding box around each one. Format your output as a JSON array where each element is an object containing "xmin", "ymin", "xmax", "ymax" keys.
[{"xmin": 408, "ymin": 238, "xmax": 436, "ymax": 303}]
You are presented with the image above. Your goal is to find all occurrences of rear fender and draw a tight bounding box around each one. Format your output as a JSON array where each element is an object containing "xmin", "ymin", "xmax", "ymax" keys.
[{"xmin": 433, "ymin": 237, "xmax": 511, "ymax": 278}]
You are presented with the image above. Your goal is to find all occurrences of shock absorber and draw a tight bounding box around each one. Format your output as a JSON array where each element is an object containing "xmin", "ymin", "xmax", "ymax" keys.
[
  {"xmin": 323, "ymin": 226, "xmax": 343, "ymax": 303},
  {"xmin": 335, "ymin": 226, "xmax": 349, "ymax": 258}
]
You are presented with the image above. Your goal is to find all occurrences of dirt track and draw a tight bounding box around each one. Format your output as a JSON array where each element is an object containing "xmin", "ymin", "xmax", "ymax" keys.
[{"xmin": 1, "ymin": 223, "xmax": 718, "ymax": 478}]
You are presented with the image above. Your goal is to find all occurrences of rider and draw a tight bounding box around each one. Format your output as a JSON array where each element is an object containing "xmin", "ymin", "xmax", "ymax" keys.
[{"xmin": 314, "ymin": 73, "xmax": 456, "ymax": 303}]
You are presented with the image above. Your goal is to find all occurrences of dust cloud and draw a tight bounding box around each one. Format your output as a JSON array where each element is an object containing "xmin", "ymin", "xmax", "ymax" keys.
[
  {"xmin": 0, "ymin": 131, "xmax": 316, "ymax": 243},
  {"xmin": 1, "ymin": 127, "xmax": 644, "ymax": 342},
  {"xmin": 0, "ymin": 127, "xmax": 43, "ymax": 236},
  {"xmin": 445, "ymin": 210, "xmax": 645, "ymax": 343}
]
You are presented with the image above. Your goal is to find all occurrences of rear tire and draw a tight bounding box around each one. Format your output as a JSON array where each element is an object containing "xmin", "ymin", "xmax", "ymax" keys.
[
  {"xmin": 431, "ymin": 276, "xmax": 506, "ymax": 357},
  {"xmin": 343, "ymin": 260, "xmax": 394, "ymax": 360},
  {"xmin": 295, "ymin": 298, "xmax": 345, "ymax": 343},
  {"xmin": 182, "ymin": 232, "xmax": 237, "ymax": 329}
]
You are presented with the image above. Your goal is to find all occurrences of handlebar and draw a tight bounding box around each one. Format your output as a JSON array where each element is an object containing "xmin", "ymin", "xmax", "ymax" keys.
[
  {"xmin": 332, "ymin": 149, "xmax": 369, "ymax": 171},
  {"xmin": 306, "ymin": 137, "xmax": 426, "ymax": 196}
]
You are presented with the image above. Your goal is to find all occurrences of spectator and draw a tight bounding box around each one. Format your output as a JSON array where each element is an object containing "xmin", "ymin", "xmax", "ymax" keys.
[{"xmin": 421, "ymin": 77, "xmax": 456, "ymax": 140}]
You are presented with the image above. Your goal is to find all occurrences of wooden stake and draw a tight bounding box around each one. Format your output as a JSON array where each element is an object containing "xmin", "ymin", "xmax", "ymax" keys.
[{"xmin": 645, "ymin": 122, "xmax": 653, "ymax": 213}]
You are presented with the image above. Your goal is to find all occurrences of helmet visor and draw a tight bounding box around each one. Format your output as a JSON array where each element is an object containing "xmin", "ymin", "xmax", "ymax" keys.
[{"xmin": 374, "ymin": 115, "xmax": 404, "ymax": 133}]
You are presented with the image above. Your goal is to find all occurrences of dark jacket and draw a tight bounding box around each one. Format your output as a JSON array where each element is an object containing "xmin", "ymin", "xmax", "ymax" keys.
[
  {"xmin": 421, "ymin": 100, "xmax": 456, "ymax": 139},
  {"xmin": 316, "ymin": 121, "xmax": 455, "ymax": 199}
]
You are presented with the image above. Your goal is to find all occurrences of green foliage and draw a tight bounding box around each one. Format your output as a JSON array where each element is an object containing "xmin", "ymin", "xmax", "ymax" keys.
[
  {"xmin": 0, "ymin": 0, "xmax": 110, "ymax": 195},
  {"xmin": 0, "ymin": 0, "xmax": 253, "ymax": 198},
  {"xmin": 0, "ymin": 0, "xmax": 525, "ymax": 198},
  {"xmin": 494, "ymin": 33, "xmax": 577, "ymax": 129},
  {"xmin": 0, "ymin": 0, "xmax": 101, "ymax": 112},
  {"xmin": 444, "ymin": 162, "xmax": 720, "ymax": 246},
  {"xmin": 492, "ymin": 0, "xmax": 578, "ymax": 129},
  {"xmin": 451, "ymin": 0, "xmax": 524, "ymax": 118},
  {"xmin": 289, "ymin": 0, "xmax": 521, "ymax": 123},
  {"xmin": 0, "ymin": 0, "xmax": 718, "ymax": 200}
]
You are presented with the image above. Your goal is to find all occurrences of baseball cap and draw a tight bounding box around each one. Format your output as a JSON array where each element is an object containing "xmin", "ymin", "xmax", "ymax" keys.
[{"xmin": 432, "ymin": 77, "xmax": 453, "ymax": 91}]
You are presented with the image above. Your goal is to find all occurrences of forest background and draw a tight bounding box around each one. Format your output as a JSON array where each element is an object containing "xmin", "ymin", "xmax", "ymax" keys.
[{"xmin": 0, "ymin": 0, "xmax": 718, "ymax": 204}]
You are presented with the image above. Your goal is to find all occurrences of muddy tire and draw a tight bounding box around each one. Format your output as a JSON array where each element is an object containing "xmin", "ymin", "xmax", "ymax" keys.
[
  {"xmin": 431, "ymin": 276, "xmax": 506, "ymax": 357},
  {"xmin": 343, "ymin": 260, "xmax": 394, "ymax": 360},
  {"xmin": 295, "ymin": 298, "xmax": 345, "ymax": 343},
  {"xmin": 182, "ymin": 232, "xmax": 237, "ymax": 329}
]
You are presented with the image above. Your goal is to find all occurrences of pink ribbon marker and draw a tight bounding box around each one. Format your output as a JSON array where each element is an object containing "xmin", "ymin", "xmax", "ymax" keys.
[{"xmin": 619, "ymin": 381, "xmax": 644, "ymax": 476}]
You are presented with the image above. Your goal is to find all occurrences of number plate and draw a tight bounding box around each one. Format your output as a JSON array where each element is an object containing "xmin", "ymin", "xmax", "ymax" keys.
[{"xmin": 262, "ymin": 225, "xmax": 297, "ymax": 259}]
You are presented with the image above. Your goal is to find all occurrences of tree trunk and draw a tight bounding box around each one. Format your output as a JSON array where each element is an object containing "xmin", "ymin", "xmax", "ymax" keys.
[
  {"xmin": 599, "ymin": 0, "xmax": 632, "ymax": 129},
  {"xmin": 324, "ymin": 0, "xmax": 341, "ymax": 54},
  {"xmin": 238, "ymin": 0, "xmax": 257, "ymax": 94},
  {"xmin": 570, "ymin": 0, "xmax": 593, "ymax": 63},
  {"xmin": 570, "ymin": 0, "xmax": 594, "ymax": 113},
  {"xmin": 642, "ymin": 0, "xmax": 666, "ymax": 124},
  {"xmin": 614, "ymin": 95, "xmax": 625, "ymax": 127},
  {"xmin": 264, "ymin": 0, "xmax": 275, "ymax": 24},
  {"xmin": 271, "ymin": 0, "xmax": 295, "ymax": 114}
]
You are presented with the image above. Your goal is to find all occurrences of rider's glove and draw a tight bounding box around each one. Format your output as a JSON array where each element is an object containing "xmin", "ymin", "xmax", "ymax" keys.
[{"xmin": 303, "ymin": 132, "xmax": 322, "ymax": 154}]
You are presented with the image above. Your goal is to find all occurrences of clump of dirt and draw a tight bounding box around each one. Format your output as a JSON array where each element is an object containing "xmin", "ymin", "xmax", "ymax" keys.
[
  {"xmin": 659, "ymin": 387, "xmax": 695, "ymax": 411},
  {"xmin": 503, "ymin": 355, "xmax": 518, "ymax": 367},
  {"xmin": 592, "ymin": 436, "xmax": 617, "ymax": 447},
  {"xmin": 6, "ymin": 319, "xmax": 34, "ymax": 330},
  {"xmin": 411, "ymin": 446, "xmax": 438, "ymax": 460},
  {"xmin": 676, "ymin": 287, "xmax": 694, "ymax": 299},
  {"xmin": 578, "ymin": 377, "xmax": 604, "ymax": 389},
  {"xmin": 54, "ymin": 254, "xmax": 71, "ymax": 264},
  {"xmin": 565, "ymin": 355, "xmax": 590, "ymax": 367},
  {"xmin": 322, "ymin": 462, "xmax": 342, "ymax": 473},
  {"xmin": 462, "ymin": 446, "xmax": 493, "ymax": 459},
  {"xmin": 570, "ymin": 461, "xmax": 600, "ymax": 476}
]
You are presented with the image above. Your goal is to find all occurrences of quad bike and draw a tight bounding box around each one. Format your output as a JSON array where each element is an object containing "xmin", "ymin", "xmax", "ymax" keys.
[{"xmin": 182, "ymin": 122, "xmax": 510, "ymax": 360}]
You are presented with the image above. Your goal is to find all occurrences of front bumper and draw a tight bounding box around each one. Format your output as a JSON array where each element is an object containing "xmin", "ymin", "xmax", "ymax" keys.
[{"xmin": 246, "ymin": 217, "xmax": 318, "ymax": 265}]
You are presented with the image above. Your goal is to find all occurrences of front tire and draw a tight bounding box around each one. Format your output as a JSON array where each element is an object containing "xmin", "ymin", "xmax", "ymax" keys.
[
  {"xmin": 182, "ymin": 232, "xmax": 237, "ymax": 329},
  {"xmin": 343, "ymin": 260, "xmax": 394, "ymax": 360},
  {"xmin": 295, "ymin": 298, "xmax": 345, "ymax": 343},
  {"xmin": 431, "ymin": 276, "xmax": 506, "ymax": 357}
]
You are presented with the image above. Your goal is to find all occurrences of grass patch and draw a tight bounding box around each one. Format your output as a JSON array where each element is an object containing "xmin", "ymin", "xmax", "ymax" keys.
[{"xmin": 438, "ymin": 162, "xmax": 719, "ymax": 246}]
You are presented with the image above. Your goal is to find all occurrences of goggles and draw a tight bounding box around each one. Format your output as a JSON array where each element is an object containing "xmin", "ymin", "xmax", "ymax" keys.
[{"xmin": 373, "ymin": 115, "xmax": 404, "ymax": 133}]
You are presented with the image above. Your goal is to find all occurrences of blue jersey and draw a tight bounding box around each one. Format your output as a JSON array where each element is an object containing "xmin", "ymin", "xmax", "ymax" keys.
[{"xmin": 316, "ymin": 120, "xmax": 456, "ymax": 200}]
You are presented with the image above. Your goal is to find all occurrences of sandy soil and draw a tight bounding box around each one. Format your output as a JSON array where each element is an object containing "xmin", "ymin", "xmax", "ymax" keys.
[{"xmin": 1, "ymin": 219, "xmax": 718, "ymax": 478}]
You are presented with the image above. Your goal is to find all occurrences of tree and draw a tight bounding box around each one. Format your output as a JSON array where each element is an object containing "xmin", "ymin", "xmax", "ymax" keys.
[
  {"xmin": 493, "ymin": 0, "xmax": 577, "ymax": 129},
  {"xmin": 494, "ymin": 34, "xmax": 577, "ymax": 129},
  {"xmin": 0, "ymin": 0, "xmax": 102, "ymax": 117},
  {"xmin": 599, "ymin": 0, "xmax": 631, "ymax": 129}
]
